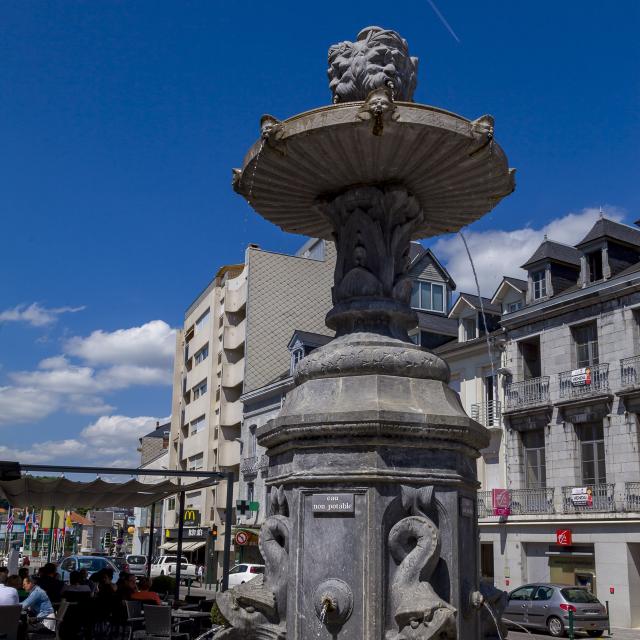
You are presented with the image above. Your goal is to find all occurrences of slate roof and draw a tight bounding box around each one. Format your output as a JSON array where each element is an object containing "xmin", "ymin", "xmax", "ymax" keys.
[
  {"xmin": 417, "ymin": 311, "xmax": 458, "ymax": 336},
  {"xmin": 450, "ymin": 293, "xmax": 501, "ymax": 316},
  {"xmin": 520, "ymin": 240, "xmax": 581, "ymax": 269},
  {"xmin": 142, "ymin": 422, "xmax": 171, "ymax": 439},
  {"xmin": 503, "ymin": 276, "xmax": 528, "ymax": 292},
  {"xmin": 576, "ymin": 218, "xmax": 640, "ymax": 248},
  {"xmin": 287, "ymin": 330, "xmax": 333, "ymax": 350}
]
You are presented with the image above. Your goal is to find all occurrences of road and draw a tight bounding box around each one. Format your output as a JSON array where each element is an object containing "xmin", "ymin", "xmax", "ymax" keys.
[{"xmin": 508, "ymin": 630, "xmax": 639, "ymax": 640}]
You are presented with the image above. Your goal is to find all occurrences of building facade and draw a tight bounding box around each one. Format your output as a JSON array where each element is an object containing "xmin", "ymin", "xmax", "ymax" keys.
[
  {"xmin": 440, "ymin": 218, "xmax": 640, "ymax": 629},
  {"xmin": 167, "ymin": 238, "xmax": 335, "ymax": 579}
]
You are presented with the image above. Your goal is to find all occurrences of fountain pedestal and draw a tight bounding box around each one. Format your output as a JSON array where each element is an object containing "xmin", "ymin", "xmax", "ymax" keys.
[{"xmin": 220, "ymin": 26, "xmax": 515, "ymax": 640}]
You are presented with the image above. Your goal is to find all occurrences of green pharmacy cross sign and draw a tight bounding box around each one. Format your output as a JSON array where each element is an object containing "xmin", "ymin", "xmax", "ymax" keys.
[{"xmin": 236, "ymin": 500, "xmax": 259, "ymax": 516}]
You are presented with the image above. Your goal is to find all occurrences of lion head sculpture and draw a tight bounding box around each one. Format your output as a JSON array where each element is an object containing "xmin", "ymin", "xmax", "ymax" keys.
[{"xmin": 328, "ymin": 26, "xmax": 419, "ymax": 104}]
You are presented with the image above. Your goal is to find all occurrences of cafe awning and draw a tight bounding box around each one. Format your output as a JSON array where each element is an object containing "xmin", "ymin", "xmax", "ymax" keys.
[
  {"xmin": 160, "ymin": 541, "xmax": 206, "ymax": 552},
  {"xmin": 0, "ymin": 475, "xmax": 219, "ymax": 509}
]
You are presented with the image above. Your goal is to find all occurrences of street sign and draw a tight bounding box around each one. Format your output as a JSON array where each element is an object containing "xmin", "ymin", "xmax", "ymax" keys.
[
  {"xmin": 235, "ymin": 531, "xmax": 249, "ymax": 546},
  {"xmin": 556, "ymin": 529, "xmax": 572, "ymax": 546},
  {"xmin": 311, "ymin": 493, "xmax": 354, "ymax": 514}
]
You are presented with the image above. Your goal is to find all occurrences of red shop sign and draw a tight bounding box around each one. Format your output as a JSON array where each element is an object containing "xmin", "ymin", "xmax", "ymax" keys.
[{"xmin": 556, "ymin": 529, "xmax": 572, "ymax": 546}]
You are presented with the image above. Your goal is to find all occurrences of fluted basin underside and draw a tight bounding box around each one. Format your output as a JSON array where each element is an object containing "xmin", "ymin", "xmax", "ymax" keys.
[{"xmin": 234, "ymin": 101, "xmax": 515, "ymax": 240}]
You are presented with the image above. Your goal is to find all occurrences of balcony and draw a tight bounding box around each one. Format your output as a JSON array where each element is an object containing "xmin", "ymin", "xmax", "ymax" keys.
[
  {"xmin": 504, "ymin": 376, "xmax": 550, "ymax": 411},
  {"xmin": 470, "ymin": 401, "xmax": 501, "ymax": 428},
  {"xmin": 221, "ymin": 359, "xmax": 244, "ymax": 388},
  {"xmin": 625, "ymin": 482, "xmax": 640, "ymax": 511},
  {"xmin": 220, "ymin": 400, "xmax": 242, "ymax": 427},
  {"xmin": 477, "ymin": 488, "xmax": 555, "ymax": 518},
  {"xmin": 561, "ymin": 483, "xmax": 615, "ymax": 513},
  {"xmin": 225, "ymin": 280, "xmax": 247, "ymax": 313},
  {"xmin": 223, "ymin": 319, "xmax": 246, "ymax": 351},
  {"xmin": 240, "ymin": 455, "xmax": 269, "ymax": 475},
  {"xmin": 558, "ymin": 363, "xmax": 609, "ymax": 401},
  {"xmin": 620, "ymin": 356, "xmax": 640, "ymax": 389}
]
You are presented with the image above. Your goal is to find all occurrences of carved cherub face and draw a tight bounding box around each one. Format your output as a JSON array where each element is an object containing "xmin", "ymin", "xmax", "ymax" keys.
[
  {"xmin": 366, "ymin": 88, "xmax": 393, "ymax": 115},
  {"xmin": 328, "ymin": 27, "xmax": 418, "ymax": 103}
]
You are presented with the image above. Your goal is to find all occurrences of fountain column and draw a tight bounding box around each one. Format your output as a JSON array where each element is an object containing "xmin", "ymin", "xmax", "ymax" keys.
[{"xmin": 220, "ymin": 26, "xmax": 515, "ymax": 640}]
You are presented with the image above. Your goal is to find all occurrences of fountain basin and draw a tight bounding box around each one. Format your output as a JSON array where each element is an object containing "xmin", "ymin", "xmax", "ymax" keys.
[{"xmin": 233, "ymin": 101, "xmax": 515, "ymax": 240}]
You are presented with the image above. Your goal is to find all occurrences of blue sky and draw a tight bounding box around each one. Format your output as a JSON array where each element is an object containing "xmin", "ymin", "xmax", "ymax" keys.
[{"xmin": 1, "ymin": 1, "xmax": 638, "ymax": 465}]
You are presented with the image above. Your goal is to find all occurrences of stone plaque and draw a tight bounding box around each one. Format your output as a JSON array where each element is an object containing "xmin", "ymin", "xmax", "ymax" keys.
[
  {"xmin": 460, "ymin": 496, "xmax": 474, "ymax": 518},
  {"xmin": 311, "ymin": 493, "xmax": 354, "ymax": 514}
]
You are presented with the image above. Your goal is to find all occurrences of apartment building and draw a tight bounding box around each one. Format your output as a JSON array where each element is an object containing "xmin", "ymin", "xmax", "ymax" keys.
[
  {"xmin": 439, "ymin": 217, "xmax": 640, "ymax": 628},
  {"xmin": 167, "ymin": 238, "xmax": 335, "ymax": 579}
]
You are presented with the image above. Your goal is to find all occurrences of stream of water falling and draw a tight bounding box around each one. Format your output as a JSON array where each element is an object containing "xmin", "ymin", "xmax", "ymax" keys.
[
  {"xmin": 482, "ymin": 601, "xmax": 506, "ymax": 640},
  {"xmin": 246, "ymin": 139, "xmax": 265, "ymax": 206}
]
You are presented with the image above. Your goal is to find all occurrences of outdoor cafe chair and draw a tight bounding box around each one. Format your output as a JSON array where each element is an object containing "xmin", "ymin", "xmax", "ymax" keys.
[
  {"xmin": 142, "ymin": 605, "xmax": 190, "ymax": 640},
  {"xmin": 0, "ymin": 605, "xmax": 21, "ymax": 640},
  {"xmin": 124, "ymin": 600, "xmax": 146, "ymax": 640}
]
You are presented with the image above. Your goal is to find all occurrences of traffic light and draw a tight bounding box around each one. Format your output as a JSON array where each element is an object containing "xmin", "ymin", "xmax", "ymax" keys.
[
  {"xmin": 211, "ymin": 525, "xmax": 218, "ymax": 541},
  {"xmin": 104, "ymin": 530, "xmax": 113, "ymax": 548}
]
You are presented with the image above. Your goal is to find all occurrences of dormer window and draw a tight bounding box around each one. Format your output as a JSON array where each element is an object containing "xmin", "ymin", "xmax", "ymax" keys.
[
  {"xmin": 290, "ymin": 344, "xmax": 305, "ymax": 374},
  {"xmin": 587, "ymin": 250, "xmax": 603, "ymax": 282},
  {"xmin": 462, "ymin": 317, "xmax": 477, "ymax": 341},
  {"xmin": 505, "ymin": 301, "xmax": 523, "ymax": 314},
  {"xmin": 532, "ymin": 270, "xmax": 547, "ymax": 300},
  {"xmin": 411, "ymin": 281, "xmax": 445, "ymax": 312}
]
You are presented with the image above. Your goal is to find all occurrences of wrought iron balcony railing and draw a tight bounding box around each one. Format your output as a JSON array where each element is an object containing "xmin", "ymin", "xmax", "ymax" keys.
[
  {"xmin": 471, "ymin": 401, "xmax": 501, "ymax": 428},
  {"xmin": 477, "ymin": 488, "xmax": 555, "ymax": 517},
  {"xmin": 558, "ymin": 363, "xmax": 609, "ymax": 400},
  {"xmin": 504, "ymin": 376, "xmax": 550, "ymax": 411},
  {"xmin": 621, "ymin": 356, "xmax": 640, "ymax": 388},
  {"xmin": 240, "ymin": 455, "xmax": 269, "ymax": 475},
  {"xmin": 625, "ymin": 482, "xmax": 640, "ymax": 512},
  {"xmin": 561, "ymin": 483, "xmax": 615, "ymax": 513}
]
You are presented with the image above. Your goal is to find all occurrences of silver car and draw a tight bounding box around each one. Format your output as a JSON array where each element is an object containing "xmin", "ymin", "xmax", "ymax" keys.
[
  {"xmin": 126, "ymin": 554, "xmax": 148, "ymax": 576},
  {"xmin": 504, "ymin": 583, "xmax": 608, "ymax": 637}
]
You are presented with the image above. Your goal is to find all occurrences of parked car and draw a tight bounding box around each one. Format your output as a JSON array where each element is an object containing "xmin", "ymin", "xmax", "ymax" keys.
[
  {"xmin": 107, "ymin": 556, "xmax": 130, "ymax": 574},
  {"xmin": 504, "ymin": 583, "xmax": 608, "ymax": 637},
  {"xmin": 59, "ymin": 555, "xmax": 120, "ymax": 583},
  {"xmin": 150, "ymin": 555, "xmax": 197, "ymax": 581},
  {"xmin": 126, "ymin": 554, "xmax": 148, "ymax": 576},
  {"xmin": 227, "ymin": 564, "xmax": 265, "ymax": 588}
]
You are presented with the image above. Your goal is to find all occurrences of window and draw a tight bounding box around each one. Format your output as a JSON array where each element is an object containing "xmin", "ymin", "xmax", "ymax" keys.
[
  {"xmin": 194, "ymin": 344, "xmax": 209, "ymax": 365},
  {"xmin": 574, "ymin": 322, "xmax": 599, "ymax": 368},
  {"xmin": 190, "ymin": 415, "xmax": 206, "ymax": 436},
  {"xmin": 532, "ymin": 270, "xmax": 547, "ymax": 300},
  {"xmin": 290, "ymin": 347, "xmax": 305, "ymax": 374},
  {"xmin": 509, "ymin": 586, "xmax": 536, "ymax": 601},
  {"xmin": 587, "ymin": 250, "xmax": 603, "ymax": 282},
  {"xmin": 462, "ymin": 317, "xmax": 476, "ymax": 341},
  {"xmin": 411, "ymin": 281, "xmax": 445, "ymax": 312},
  {"xmin": 522, "ymin": 430, "xmax": 546, "ymax": 488},
  {"xmin": 533, "ymin": 586, "xmax": 554, "ymax": 601},
  {"xmin": 505, "ymin": 300, "xmax": 523, "ymax": 314},
  {"xmin": 192, "ymin": 379, "xmax": 207, "ymax": 399},
  {"xmin": 248, "ymin": 426, "xmax": 257, "ymax": 458},
  {"xmin": 247, "ymin": 482, "xmax": 255, "ymax": 503},
  {"xmin": 187, "ymin": 452, "xmax": 204, "ymax": 471},
  {"xmin": 578, "ymin": 423, "xmax": 606, "ymax": 485},
  {"xmin": 195, "ymin": 309, "xmax": 210, "ymax": 334},
  {"xmin": 167, "ymin": 497, "xmax": 176, "ymax": 511},
  {"xmin": 186, "ymin": 490, "xmax": 202, "ymax": 509}
]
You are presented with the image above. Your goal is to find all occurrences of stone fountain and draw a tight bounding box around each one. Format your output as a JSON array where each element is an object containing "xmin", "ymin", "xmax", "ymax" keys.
[{"xmin": 220, "ymin": 27, "xmax": 515, "ymax": 640}]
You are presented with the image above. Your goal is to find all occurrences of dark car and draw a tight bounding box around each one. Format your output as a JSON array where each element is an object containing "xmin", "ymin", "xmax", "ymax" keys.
[
  {"xmin": 504, "ymin": 583, "xmax": 608, "ymax": 637},
  {"xmin": 107, "ymin": 556, "xmax": 130, "ymax": 574}
]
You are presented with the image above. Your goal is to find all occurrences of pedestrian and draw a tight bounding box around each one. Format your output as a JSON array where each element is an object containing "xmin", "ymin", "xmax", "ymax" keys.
[
  {"xmin": 22, "ymin": 555, "xmax": 30, "ymax": 567},
  {"xmin": 37, "ymin": 561, "xmax": 64, "ymax": 603},
  {"xmin": 197, "ymin": 563, "xmax": 204, "ymax": 586}
]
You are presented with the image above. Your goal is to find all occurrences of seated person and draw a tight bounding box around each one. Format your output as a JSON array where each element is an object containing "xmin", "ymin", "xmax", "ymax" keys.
[
  {"xmin": 131, "ymin": 577, "xmax": 162, "ymax": 605},
  {"xmin": 0, "ymin": 573, "xmax": 19, "ymax": 605},
  {"xmin": 0, "ymin": 566, "xmax": 9, "ymax": 584},
  {"xmin": 62, "ymin": 570, "xmax": 92, "ymax": 595},
  {"xmin": 22, "ymin": 575, "xmax": 56, "ymax": 631},
  {"xmin": 116, "ymin": 572, "xmax": 137, "ymax": 600},
  {"xmin": 37, "ymin": 562, "xmax": 64, "ymax": 603}
]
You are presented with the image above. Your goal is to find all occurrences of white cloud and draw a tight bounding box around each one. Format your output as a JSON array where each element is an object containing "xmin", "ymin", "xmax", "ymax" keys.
[
  {"xmin": 0, "ymin": 415, "xmax": 167, "ymax": 466},
  {"xmin": 0, "ymin": 387, "xmax": 60, "ymax": 426},
  {"xmin": 0, "ymin": 303, "xmax": 85, "ymax": 327},
  {"xmin": 65, "ymin": 320, "xmax": 176, "ymax": 368},
  {"xmin": 431, "ymin": 206, "xmax": 626, "ymax": 296},
  {"xmin": 0, "ymin": 321, "xmax": 175, "ymax": 426}
]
